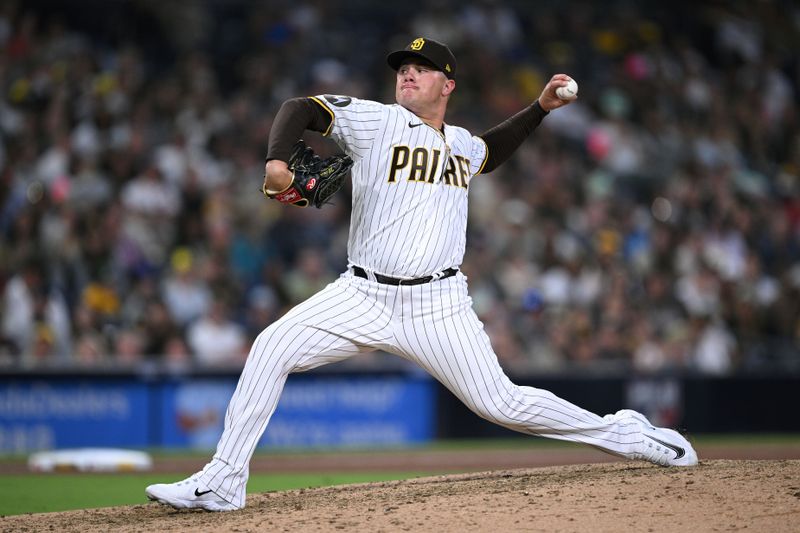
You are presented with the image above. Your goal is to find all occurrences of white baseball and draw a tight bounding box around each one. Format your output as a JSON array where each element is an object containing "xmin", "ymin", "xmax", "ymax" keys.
[{"xmin": 556, "ymin": 78, "xmax": 578, "ymax": 100}]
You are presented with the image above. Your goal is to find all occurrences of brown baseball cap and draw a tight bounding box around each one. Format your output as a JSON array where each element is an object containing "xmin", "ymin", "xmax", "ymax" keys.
[{"xmin": 387, "ymin": 37, "xmax": 457, "ymax": 80}]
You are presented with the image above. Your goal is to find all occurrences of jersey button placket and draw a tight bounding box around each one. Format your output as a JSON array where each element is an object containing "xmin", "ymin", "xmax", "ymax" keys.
[{"xmin": 433, "ymin": 127, "xmax": 450, "ymax": 184}]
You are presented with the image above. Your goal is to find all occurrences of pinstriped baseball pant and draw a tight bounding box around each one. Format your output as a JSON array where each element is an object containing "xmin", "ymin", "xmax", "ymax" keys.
[{"xmin": 198, "ymin": 271, "xmax": 642, "ymax": 508}]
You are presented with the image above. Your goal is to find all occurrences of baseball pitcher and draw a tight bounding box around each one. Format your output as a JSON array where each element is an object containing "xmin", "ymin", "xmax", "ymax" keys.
[{"xmin": 147, "ymin": 37, "xmax": 697, "ymax": 512}]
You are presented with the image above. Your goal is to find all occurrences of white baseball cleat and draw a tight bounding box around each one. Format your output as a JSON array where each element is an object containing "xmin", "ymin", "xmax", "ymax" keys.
[
  {"xmin": 613, "ymin": 409, "xmax": 699, "ymax": 467},
  {"xmin": 146, "ymin": 474, "xmax": 240, "ymax": 512}
]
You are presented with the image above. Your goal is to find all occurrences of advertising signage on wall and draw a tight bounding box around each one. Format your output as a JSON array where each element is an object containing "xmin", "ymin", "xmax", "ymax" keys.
[
  {"xmin": 0, "ymin": 374, "xmax": 436, "ymax": 452},
  {"xmin": 0, "ymin": 381, "xmax": 149, "ymax": 452},
  {"xmin": 160, "ymin": 375, "xmax": 436, "ymax": 449}
]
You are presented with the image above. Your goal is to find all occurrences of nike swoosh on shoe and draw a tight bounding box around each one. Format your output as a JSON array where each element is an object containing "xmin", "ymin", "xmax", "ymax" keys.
[{"xmin": 645, "ymin": 434, "xmax": 685, "ymax": 459}]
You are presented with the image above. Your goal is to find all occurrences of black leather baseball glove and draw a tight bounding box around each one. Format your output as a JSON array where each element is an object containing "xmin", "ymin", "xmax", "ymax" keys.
[{"xmin": 263, "ymin": 140, "xmax": 353, "ymax": 208}]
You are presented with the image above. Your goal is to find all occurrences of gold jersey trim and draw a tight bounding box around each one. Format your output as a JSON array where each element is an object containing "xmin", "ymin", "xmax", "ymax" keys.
[
  {"xmin": 309, "ymin": 96, "xmax": 335, "ymax": 137},
  {"xmin": 476, "ymin": 136, "xmax": 489, "ymax": 174}
]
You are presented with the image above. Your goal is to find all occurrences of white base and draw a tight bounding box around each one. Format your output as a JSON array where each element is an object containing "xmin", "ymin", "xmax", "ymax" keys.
[{"xmin": 28, "ymin": 448, "xmax": 153, "ymax": 472}]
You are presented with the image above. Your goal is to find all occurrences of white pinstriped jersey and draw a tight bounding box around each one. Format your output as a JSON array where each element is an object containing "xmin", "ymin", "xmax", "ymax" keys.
[{"xmin": 311, "ymin": 94, "xmax": 488, "ymax": 279}]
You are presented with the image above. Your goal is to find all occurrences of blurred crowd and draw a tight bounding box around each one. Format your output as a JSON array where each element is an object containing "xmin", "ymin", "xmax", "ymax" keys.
[{"xmin": 0, "ymin": 0, "xmax": 798, "ymax": 375}]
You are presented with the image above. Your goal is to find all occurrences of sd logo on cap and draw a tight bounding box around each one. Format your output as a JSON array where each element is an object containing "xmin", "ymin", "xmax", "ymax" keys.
[{"xmin": 387, "ymin": 37, "xmax": 457, "ymax": 80}]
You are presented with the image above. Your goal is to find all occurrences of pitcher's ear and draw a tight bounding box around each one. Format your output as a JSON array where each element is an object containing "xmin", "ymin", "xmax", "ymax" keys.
[{"xmin": 442, "ymin": 78, "xmax": 455, "ymax": 96}]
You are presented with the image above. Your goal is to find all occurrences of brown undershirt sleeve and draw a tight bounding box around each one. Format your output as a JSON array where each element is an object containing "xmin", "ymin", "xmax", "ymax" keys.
[
  {"xmin": 266, "ymin": 97, "xmax": 333, "ymax": 162},
  {"xmin": 478, "ymin": 100, "xmax": 548, "ymax": 173}
]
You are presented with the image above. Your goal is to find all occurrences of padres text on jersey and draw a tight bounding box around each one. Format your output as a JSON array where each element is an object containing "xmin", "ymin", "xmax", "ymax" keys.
[{"xmin": 310, "ymin": 94, "xmax": 488, "ymax": 278}]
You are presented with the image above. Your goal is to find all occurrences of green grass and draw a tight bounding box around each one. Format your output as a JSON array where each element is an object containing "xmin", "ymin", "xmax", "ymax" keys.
[{"xmin": 0, "ymin": 471, "xmax": 429, "ymax": 517}]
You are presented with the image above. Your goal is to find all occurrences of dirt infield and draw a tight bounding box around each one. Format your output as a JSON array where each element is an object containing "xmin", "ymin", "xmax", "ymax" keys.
[{"xmin": 2, "ymin": 459, "xmax": 798, "ymax": 532}]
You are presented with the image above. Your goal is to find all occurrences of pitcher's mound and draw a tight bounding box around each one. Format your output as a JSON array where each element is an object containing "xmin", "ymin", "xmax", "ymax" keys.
[{"xmin": 3, "ymin": 460, "xmax": 798, "ymax": 532}]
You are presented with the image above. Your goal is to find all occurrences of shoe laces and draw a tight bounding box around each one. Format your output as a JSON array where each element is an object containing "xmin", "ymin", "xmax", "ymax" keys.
[{"xmin": 637, "ymin": 439, "xmax": 671, "ymax": 466}]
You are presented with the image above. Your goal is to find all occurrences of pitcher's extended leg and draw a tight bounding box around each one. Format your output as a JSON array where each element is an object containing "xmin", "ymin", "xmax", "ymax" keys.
[
  {"xmin": 150, "ymin": 276, "xmax": 394, "ymax": 509},
  {"xmin": 392, "ymin": 275, "xmax": 694, "ymax": 463}
]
